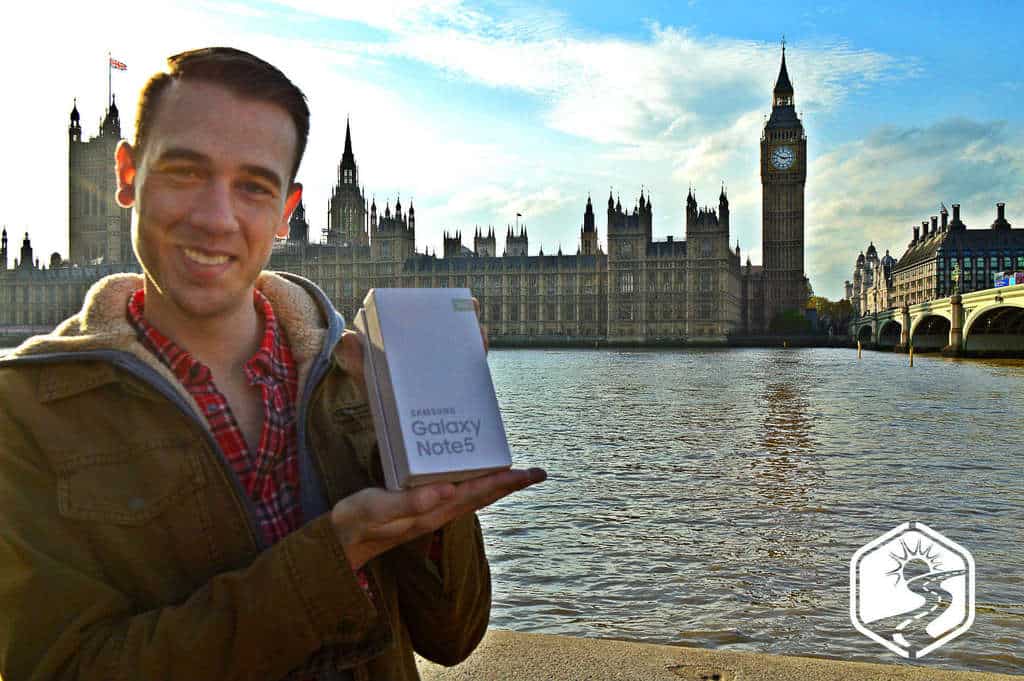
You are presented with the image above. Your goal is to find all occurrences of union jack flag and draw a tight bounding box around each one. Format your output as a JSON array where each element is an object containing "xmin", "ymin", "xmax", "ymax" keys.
[{"xmin": 109, "ymin": 58, "xmax": 127, "ymax": 71}]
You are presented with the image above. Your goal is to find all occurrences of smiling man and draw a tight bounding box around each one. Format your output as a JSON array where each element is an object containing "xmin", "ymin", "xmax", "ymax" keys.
[{"xmin": 0, "ymin": 47, "xmax": 545, "ymax": 681}]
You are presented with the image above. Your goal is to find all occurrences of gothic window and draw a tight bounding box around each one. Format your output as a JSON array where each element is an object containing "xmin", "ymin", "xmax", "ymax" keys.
[
  {"xmin": 618, "ymin": 304, "xmax": 633, "ymax": 321},
  {"xmin": 701, "ymin": 240, "xmax": 712, "ymax": 257},
  {"xmin": 562, "ymin": 304, "xmax": 575, "ymax": 321},
  {"xmin": 619, "ymin": 272, "xmax": 634, "ymax": 294},
  {"xmin": 545, "ymin": 303, "xmax": 557, "ymax": 320},
  {"xmin": 699, "ymin": 271, "xmax": 712, "ymax": 292},
  {"xmin": 344, "ymin": 169, "xmax": 353, "ymax": 185},
  {"xmin": 489, "ymin": 303, "xmax": 500, "ymax": 321},
  {"xmin": 380, "ymin": 241, "xmax": 391, "ymax": 258},
  {"xmin": 528, "ymin": 303, "xmax": 538, "ymax": 320}
]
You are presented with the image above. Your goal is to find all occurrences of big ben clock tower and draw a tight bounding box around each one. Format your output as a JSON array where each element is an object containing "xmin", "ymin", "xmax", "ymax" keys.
[{"xmin": 761, "ymin": 43, "xmax": 807, "ymax": 326}]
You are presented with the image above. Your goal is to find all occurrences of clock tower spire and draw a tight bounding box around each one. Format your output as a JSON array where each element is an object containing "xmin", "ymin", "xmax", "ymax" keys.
[{"xmin": 760, "ymin": 40, "xmax": 807, "ymax": 330}]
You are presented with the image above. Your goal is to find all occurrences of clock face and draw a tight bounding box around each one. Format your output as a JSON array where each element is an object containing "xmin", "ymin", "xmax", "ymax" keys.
[{"xmin": 771, "ymin": 146, "xmax": 795, "ymax": 170}]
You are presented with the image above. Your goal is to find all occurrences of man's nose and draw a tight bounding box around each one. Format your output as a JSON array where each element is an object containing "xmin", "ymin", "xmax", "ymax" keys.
[{"xmin": 189, "ymin": 178, "xmax": 239, "ymax": 235}]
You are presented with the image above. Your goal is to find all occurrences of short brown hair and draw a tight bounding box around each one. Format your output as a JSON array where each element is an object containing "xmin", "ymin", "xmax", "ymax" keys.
[{"xmin": 134, "ymin": 47, "xmax": 310, "ymax": 182}]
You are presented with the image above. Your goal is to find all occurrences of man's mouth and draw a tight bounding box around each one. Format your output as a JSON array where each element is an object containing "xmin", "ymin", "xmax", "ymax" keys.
[{"xmin": 183, "ymin": 247, "xmax": 232, "ymax": 266}]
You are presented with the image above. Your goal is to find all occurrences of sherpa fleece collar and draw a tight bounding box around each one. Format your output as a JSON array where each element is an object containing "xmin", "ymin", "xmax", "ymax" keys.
[{"xmin": 6, "ymin": 271, "xmax": 333, "ymax": 425}]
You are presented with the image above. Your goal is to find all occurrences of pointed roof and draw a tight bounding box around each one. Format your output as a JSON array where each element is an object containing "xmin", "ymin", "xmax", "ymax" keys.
[
  {"xmin": 340, "ymin": 117, "xmax": 357, "ymax": 177},
  {"xmin": 774, "ymin": 45, "xmax": 793, "ymax": 97},
  {"xmin": 70, "ymin": 98, "xmax": 80, "ymax": 123}
]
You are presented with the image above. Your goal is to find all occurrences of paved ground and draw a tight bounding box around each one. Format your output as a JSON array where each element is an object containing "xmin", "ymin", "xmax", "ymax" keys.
[{"xmin": 417, "ymin": 630, "xmax": 1020, "ymax": 681}]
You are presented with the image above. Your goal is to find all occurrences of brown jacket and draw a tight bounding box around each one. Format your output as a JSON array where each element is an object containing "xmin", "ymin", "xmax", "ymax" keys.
[{"xmin": 0, "ymin": 272, "xmax": 491, "ymax": 681}]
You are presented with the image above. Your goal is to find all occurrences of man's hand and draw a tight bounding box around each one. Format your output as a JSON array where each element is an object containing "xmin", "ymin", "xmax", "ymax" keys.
[
  {"xmin": 330, "ymin": 467, "xmax": 546, "ymax": 571},
  {"xmin": 341, "ymin": 297, "xmax": 488, "ymax": 401}
]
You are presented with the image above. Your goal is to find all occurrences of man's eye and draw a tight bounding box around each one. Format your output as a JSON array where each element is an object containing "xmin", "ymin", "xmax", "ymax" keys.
[
  {"xmin": 165, "ymin": 167, "xmax": 201, "ymax": 180},
  {"xmin": 241, "ymin": 182, "xmax": 274, "ymax": 196}
]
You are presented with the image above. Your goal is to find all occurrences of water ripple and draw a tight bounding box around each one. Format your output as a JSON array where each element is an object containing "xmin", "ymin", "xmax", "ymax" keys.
[{"xmin": 482, "ymin": 348, "xmax": 1024, "ymax": 675}]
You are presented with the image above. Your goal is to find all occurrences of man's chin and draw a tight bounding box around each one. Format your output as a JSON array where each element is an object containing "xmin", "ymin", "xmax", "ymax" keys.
[{"xmin": 154, "ymin": 288, "xmax": 254, "ymax": 326}]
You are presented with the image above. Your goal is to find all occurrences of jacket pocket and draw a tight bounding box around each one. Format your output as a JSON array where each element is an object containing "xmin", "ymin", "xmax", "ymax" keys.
[{"xmin": 55, "ymin": 437, "xmax": 208, "ymax": 526}]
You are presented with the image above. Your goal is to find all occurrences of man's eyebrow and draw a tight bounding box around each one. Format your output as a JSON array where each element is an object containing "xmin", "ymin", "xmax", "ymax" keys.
[
  {"xmin": 153, "ymin": 148, "xmax": 209, "ymax": 165},
  {"xmin": 239, "ymin": 164, "xmax": 284, "ymax": 191},
  {"xmin": 153, "ymin": 148, "xmax": 284, "ymax": 190}
]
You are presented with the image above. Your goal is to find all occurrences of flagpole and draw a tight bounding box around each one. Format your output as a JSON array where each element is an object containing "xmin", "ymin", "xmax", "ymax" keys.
[{"xmin": 107, "ymin": 50, "xmax": 111, "ymax": 108}]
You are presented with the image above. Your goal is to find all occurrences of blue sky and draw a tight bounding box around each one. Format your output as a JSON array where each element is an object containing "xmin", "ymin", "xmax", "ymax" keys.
[{"xmin": 1, "ymin": 0, "xmax": 1022, "ymax": 299}]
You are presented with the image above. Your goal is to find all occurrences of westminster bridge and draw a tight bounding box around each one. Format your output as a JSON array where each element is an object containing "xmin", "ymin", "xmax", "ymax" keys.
[{"xmin": 850, "ymin": 283, "xmax": 1024, "ymax": 355}]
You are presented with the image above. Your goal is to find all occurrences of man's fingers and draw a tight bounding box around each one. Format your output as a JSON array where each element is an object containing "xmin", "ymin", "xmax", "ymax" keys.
[
  {"xmin": 415, "ymin": 467, "xmax": 547, "ymax": 528},
  {"xmin": 332, "ymin": 468, "xmax": 545, "ymax": 568},
  {"xmin": 348, "ymin": 482, "xmax": 455, "ymax": 527}
]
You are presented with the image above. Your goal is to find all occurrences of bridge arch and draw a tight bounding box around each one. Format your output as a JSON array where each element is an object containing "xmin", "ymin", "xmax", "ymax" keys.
[
  {"xmin": 877, "ymin": 320, "xmax": 901, "ymax": 348},
  {"xmin": 910, "ymin": 314, "xmax": 951, "ymax": 351},
  {"xmin": 908, "ymin": 309, "xmax": 951, "ymax": 339},
  {"xmin": 963, "ymin": 304, "xmax": 1024, "ymax": 354},
  {"xmin": 856, "ymin": 323, "xmax": 874, "ymax": 343}
]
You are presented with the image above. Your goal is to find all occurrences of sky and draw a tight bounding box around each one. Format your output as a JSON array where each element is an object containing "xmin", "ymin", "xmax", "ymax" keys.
[{"xmin": 1, "ymin": 0, "xmax": 1022, "ymax": 299}]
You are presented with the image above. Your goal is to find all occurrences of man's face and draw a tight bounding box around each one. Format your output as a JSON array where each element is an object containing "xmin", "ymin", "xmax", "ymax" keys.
[{"xmin": 116, "ymin": 79, "xmax": 301, "ymax": 327}]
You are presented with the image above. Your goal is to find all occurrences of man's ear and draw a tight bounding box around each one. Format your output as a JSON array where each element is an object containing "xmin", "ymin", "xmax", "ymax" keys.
[
  {"xmin": 115, "ymin": 141, "xmax": 138, "ymax": 208},
  {"xmin": 277, "ymin": 182, "xmax": 303, "ymax": 239}
]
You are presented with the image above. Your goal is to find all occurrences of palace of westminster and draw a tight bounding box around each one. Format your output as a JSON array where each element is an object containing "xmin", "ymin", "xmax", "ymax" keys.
[{"xmin": 0, "ymin": 50, "xmax": 812, "ymax": 342}]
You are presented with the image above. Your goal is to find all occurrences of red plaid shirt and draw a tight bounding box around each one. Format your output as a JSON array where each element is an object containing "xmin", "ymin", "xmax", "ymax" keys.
[{"xmin": 128, "ymin": 288, "xmax": 302, "ymax": 547}]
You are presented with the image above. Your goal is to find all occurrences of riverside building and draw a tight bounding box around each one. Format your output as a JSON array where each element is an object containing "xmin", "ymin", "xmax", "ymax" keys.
[{"xmin": 847, "ymin": 203, "xmax": 1024, "ymax": 315}]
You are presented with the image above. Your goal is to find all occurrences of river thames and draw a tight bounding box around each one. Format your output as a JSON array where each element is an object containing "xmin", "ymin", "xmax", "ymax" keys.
[{"xmin": 482, "ymin": 347, "xmax": 1023, "ymax": 675}]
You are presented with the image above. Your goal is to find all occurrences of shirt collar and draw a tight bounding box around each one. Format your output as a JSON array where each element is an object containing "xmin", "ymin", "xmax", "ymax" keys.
[{"xmin": 246, "ymin": 288, "xmax": 293, "ymax": 384}]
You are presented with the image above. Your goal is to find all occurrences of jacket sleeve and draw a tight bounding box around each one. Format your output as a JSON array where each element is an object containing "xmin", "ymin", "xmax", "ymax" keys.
[
  {"xmin": 0, "ymin": 408, "xmax": 385, "ymax": 681},
  {"xmin": 384, "ymin": 511, "xmax": 492, "ymax": 666}
]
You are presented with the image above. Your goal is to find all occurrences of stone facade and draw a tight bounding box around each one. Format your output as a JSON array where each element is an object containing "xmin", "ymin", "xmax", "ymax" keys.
[
  {"xmin": 847, "ymin": 202, "xmax": 1024, "ymax": 316},
  {"xmin": 893, "ymin": 203, "xmax": 1024, "ymax": 308},
  {"xmin": 68, "ymin": 98, "xmax": 134, "ymax": 266},
  {"xmin": 758, "ymin": 46, "xmax": 809, "ymax": 327},
  {"xmin": 0, "ymin": 231, "xmax": 140, "ymax": 328},
  {"xmin": 846, "ymin": 243, "xmax": 896, "ymax": 316}
]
